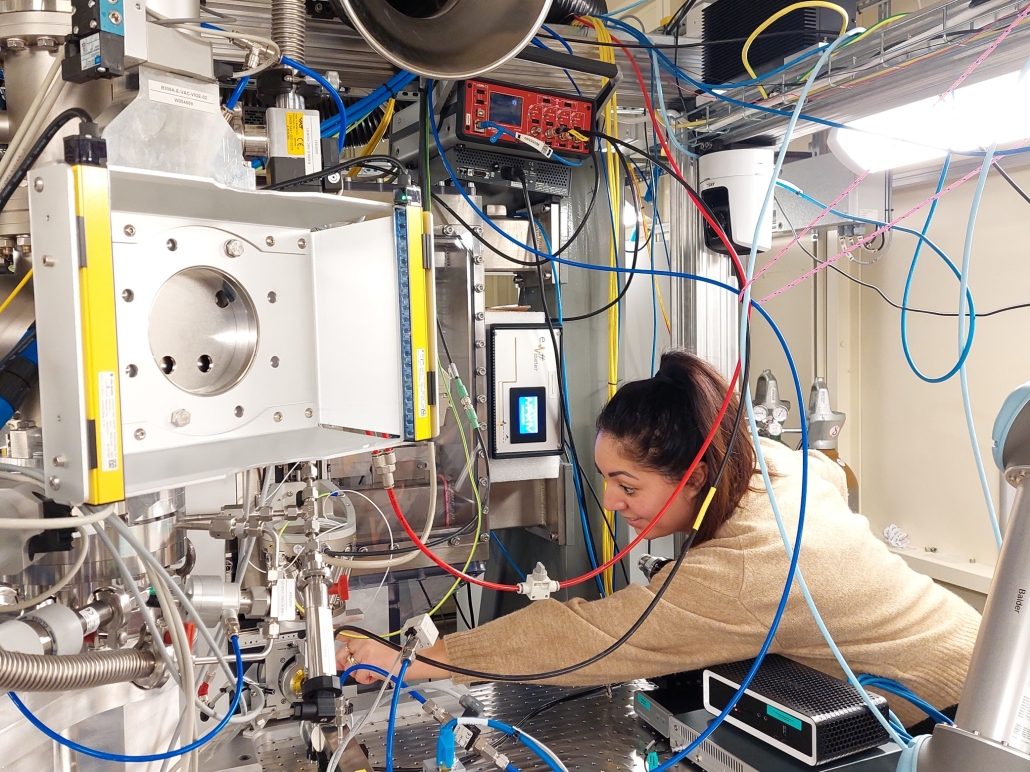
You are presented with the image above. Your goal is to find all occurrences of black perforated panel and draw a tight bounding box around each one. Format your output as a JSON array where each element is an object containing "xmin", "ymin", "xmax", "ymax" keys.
[
  {"xmin": 451, "ymin": 147, "xmax": 572, "ymax": 197},
  {"xmin": 709, "ymin": 655, "xmax": 890, "ymax": 763}
]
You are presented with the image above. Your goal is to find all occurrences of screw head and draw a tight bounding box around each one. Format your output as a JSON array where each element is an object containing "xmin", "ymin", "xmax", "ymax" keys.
[
  {"xmin": 134, "ymin": 428, "xmax": 146, "ymax": 440},
  {"xmin": 473, "ymin": 255, "xmax": 484, "ymax": 264},
  {"xmin": 305, "ymin": 408, "xmax": 314, "ymax": 418},
  {"xmin": 52, "ymin": 455, "xmax": 66, "ymax": 467},
  {"xmin": 273, "ymin": 412, "xmax": 283, "ymax": 422},
  {"xmin": 475, "ymin": 312, "xmax": 485, "ymax": 321},
  {"xmin": 478, "ymin": 477, "xmax": 488, "ymax": 487},
  {"xmin": 123, "ymin": 224, "xmax": 136, "ymax": 237},
  {"xmin": 32, "ymin": 178, "xmax": 44, "ymax": 192},
  {"xmin": 477, "ymin": 394, "xmax": 487, "ymax": 403},
  {"xmin": 297, "ymin": 238, "xmax": 307, "ymax": 249},
  {"xmin": 479, "ymin": 422, "xmax": 487, "ymax": 431},
  {"xmin": 267, "ymin": 291, "xmax": 277, "ymax": 303},
  {"xmin": 48, "ymin": 475, "xmax": 60, "ymax": 490},
  {"xmin": 125, "ymin": 363, "xmax": 138, "ymax": 377},
  {"xmin": 108, "ymin": 9, "xmax": 120, "ymax": 23},
  {"xmin": 265, "ymin": 236, "xmax": 275, "ymax": 247},
  {"xmin": 442, "ymin": 225, "xmax": 455, "ymax": 236},
  {"xmin": 480, "ymin": 533, "xmax": 490, "ymax": 542},
  {"xmin": 474, "ymin": 283, "xmax": 485, "ymax": 293},
  {"xmin": 475, "ymin": 340, "xmax": 486, "ymax": 348},
  {"xmin": 121, "ymin": 289, "xmax": 134, "ymax": 302},
  {"xmin": 224, "ymin": 239, "xmax": 244, "ymax": 258},
  {"xmin": 234, "ymin": 405, "xmax": 244, "ymax": 418},
  {"xmin": 166, "ymin": 238, "xmax": 177, "ymax": 251},
  {"xmin": 270, "ymin": 356, "xmax": 280, "ymax": 368},
  {"xmin": 41, "ymin": 255, "xmax": 55, "ymax": 267},
  {"xmin": 449, "ymin": 537, "xmax": 460, "ymax": 546},
  {"xmin": 170, "ymin": 409, "xmax": 191, "ymax": 427},
  {"xmin": 475, "ymin": 367, "xmax": 486, "ymax": 376}
]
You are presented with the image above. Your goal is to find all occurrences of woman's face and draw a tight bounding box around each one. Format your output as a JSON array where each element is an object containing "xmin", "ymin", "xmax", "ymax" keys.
[{"xmin": 594, "ymin": 432, "xmax": 707, "ymax": 539}]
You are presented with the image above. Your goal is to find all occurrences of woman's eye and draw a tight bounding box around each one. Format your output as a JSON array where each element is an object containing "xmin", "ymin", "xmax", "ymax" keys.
[{"xmin": 622, "ymin": 486, "xmax": 635, "ymax": 495}]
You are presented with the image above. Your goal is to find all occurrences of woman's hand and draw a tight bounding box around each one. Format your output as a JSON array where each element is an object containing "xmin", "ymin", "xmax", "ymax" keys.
[{"xmin": 336, "ymin": 636, "xmax": 452, "ymax": 684}]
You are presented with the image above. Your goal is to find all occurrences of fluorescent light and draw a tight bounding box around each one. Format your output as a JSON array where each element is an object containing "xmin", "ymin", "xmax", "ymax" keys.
[{"xmin": 829, "ymin": 69, "xmax": 1030, "ymax": 173}]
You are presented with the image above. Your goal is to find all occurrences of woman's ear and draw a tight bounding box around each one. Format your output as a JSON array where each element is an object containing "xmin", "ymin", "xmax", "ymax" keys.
[{"xmin": 684, "ymin": 461, "xmax": 708, "ymax": 496}]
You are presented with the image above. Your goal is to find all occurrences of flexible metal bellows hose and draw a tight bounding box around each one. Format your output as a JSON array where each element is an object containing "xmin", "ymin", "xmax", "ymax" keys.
[
  {"xmin": 0, "ymin": 647, "xmax": 156, "ymax": 692},
  {"xmin": 271, "ymin": 0, "xmax": 305, "ymax": 63}
]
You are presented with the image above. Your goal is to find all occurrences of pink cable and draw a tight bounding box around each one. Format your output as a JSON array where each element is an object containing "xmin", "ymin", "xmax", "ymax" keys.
[
  {"xmin": 758, "ymin": 150, "xmax": 1015, "ymax": 304},
  {"xmin": 743, "ymin": 170, "xmax": 869, "ymax": 294},
  {"xmin": 937, "ymin": 2, "xmax": 1030, "ymax": 103}
]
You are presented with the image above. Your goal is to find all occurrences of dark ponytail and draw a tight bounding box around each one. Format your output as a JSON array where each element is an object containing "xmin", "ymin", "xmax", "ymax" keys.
[{"xmin": 596, "ymin": 349, "xmax": 756, "ymax": 545}]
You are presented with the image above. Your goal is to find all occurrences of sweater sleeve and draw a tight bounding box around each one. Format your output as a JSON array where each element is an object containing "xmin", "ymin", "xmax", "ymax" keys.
[{"xmin": 442, "ymin": 546, "xmax": 772, "ymax": 686}]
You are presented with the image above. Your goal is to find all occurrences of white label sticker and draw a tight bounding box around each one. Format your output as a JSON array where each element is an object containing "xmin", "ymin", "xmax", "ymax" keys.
[
  {"xmin": 1010, "ymin": 677, "xmax": 1030, "ymax": 753},
  {"xmin": 98, "ymin": 371, "xmax": 119, "ymax": 472},
  {"xmin": 859, "ymin": 208, "xmax": 879, "ymax": 221},
  {"xmin": 147, "ymin": 79, "xmax": 220, "ymax": 114},
  {"xmin": 80, "ymin": 34, "xmax": 101, "ymax": 71},
  {"xmin": 416, "ymin": 348, "xmax": 428, "ymax": 420},
  {"xmin": 515, "ymin": 131, "xmax": 554, "ymax": 158},
  {"xmin": 271, "ymin": 576, "xmax": 297, "ymax": 621},
  {"xmin": 79, "ymin": 605, "xmax": 102, "ymax": 635},
  {"xmin": 303, "ymin": 113, "xmax": 320, "ymax": 175},
  {"xmin": 454, "ymin": 724, "xmax": 474, "ymax": 749}
]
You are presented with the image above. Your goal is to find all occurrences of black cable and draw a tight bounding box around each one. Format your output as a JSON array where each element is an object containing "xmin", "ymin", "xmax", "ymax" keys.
[
  {"xmin": 495, "ymin": 686, "xmax": 609, "ymax": 748},
  {"xmin": 262, "ymin": 155, "xmax": 405, "ymax": 191},
  {"xmin": 429, "ymin": 144, "xmax": 602, "ymax": 268},
  {"xmin": 663, "ymin": 0, "xmax": 697, "ymax": 34},
  {"xmin": 421, "ymin": 578, "xmax": 472, "ymax": 630},
  {"xmin": 994, "ymin": 161, "xmax": 1030, "ymax": 207},
  {"xmin": 778, "ymin": 198, "xmax": 1030, "ymax": 319},
  {"xmin": 335, "ymin": 330, "xmax": 753, "ymax": 682},
  {"xmin": 562, "ymin": 139, "xmax": 641, "ymax": 322},
  {"xmin": 466, "ymin": 581, "xmax": 476, "ymax": 628},
  {"xmin": 1, "ymin": 108, "xmax": 93, "ymax": 212},
  {"xmin": 418, "ymin": 83, "xmax": 432, "ymax": 213}
]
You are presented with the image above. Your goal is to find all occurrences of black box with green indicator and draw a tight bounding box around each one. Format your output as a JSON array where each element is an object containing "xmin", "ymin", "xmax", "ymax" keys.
[{"xmin": 703, "ymin": 655, "xmax": 890, "ymax": 766}]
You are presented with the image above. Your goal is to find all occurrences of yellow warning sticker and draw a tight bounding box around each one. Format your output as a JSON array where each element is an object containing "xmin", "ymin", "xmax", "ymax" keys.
[{"xmin": 286, "ymin": 111, "xmax": 305, "ymax": 156}]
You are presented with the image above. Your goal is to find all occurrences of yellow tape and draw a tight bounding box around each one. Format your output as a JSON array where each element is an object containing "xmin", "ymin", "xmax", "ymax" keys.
[
  {"xmin": 692, "ymin": 487, "xmax": 718, "ymax": 533},
  {"xmin": 74, "ymin": 164, "xmax": 124, "ymax": 505},
  {"xmin": 405, "ymin": 204, "xmax": 433, "ymax": 441}
]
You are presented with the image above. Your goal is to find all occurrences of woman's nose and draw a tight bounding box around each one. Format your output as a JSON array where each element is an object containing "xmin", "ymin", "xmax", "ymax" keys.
[{"xmin": 603, "ymin": 485, "xmax": 625, "ymax": 512}]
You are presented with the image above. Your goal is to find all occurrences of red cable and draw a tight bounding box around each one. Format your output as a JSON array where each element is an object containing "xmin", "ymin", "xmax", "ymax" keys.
[
  {"xmin": 387, "ymin": 362, "xmax": 741, "ymax": 593},
  {"xmin": 388, "ymin": 487, "xmax": 520, "ymax": 592},
  {"xmin": 584, "ymin": 21, "xmax": 746, "ymax": 281}
]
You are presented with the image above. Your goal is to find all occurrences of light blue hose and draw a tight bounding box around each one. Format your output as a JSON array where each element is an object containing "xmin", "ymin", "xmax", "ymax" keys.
[{"xmin": 385, "ymin": 658, "xmax": 412, "ymax": 772}]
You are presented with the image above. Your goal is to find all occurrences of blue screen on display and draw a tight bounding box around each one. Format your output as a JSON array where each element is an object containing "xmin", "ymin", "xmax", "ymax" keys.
[{"xmin": 518, "ymin": 395, "xmax": 539, "ymax": 435}]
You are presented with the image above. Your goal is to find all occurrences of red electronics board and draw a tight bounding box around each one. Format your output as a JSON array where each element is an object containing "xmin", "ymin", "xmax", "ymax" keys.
[{"xmin": 456, "ymin": 79, "xmax": 594, "ymax": 158}]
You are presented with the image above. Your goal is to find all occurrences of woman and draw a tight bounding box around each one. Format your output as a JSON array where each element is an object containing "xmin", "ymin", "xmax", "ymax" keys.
[{"xmin": 339, "ymin": 350, "xmax": 981, "ymax": 729}]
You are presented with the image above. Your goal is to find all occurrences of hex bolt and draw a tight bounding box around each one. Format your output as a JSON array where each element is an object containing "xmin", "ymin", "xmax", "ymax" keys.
[
  {"xmin": 449, "ymin": 537, "xmax": 460, "ymax": 547},
  {"xmin": 475, "ymin": 312, "xmax": 485, "ymax": 321},
  {"xmin": 41, "ymin": 255, "xmax": 55, "ymax": 267},
  {"xmin": 475, "ymin": 367, "xmax": 486, "ymax": 376},
  {"xmin": 480, "ymin": 533, "xmax": 490, "ymax": 542},
  {"xmin": 224, "ymin": 239, "xmax": 244, "ymax": 258},
  {"xmin": 134, "ymin": 428, "xmax": 146, "ymax": 440},
  {"xmin": 123, "ymin": 224, "xmax": 136, "ymax": 237},
  {"xmin": 442, "ymin": 225, "xmax": 455, "ymax": 236},
  {"xmin": 273, "ymin": 412, "xmax": 283, "ymax": 422},
  {"xmin": 297, "ymin": 238, "xmax": 307, "ymax": 249},
  {"xmin": 265, "ymin": 236, "xmax": 275, "ymax": 247},
  {"xmin": 49, "ymin": 476, "xmax": 60, "ymax": 490},
  {"xmin": 52, "ymin": 455, "xmax": 66, "ymax": 467},
  {"xmin": 32, "ymin": 178, "xmax": 44, "ymax": 192},
  {"xmin": 473, "ymin": 255, "xmax": 484, "ymax": 265},
  {"xmin": 170, "ymin": 409, "xmax": 191, "ymax": 427}
]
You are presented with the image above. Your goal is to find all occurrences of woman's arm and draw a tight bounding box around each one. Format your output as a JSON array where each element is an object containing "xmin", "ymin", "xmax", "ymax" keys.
[{"xmin": 337, "ymin": 636, "xmax": 451, "ymax": 684}]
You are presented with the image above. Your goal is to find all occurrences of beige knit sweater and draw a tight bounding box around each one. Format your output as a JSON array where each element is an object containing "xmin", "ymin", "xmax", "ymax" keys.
[{"xmin": 444, "ymin": 439, "xmax": 982, "ymax": 727}]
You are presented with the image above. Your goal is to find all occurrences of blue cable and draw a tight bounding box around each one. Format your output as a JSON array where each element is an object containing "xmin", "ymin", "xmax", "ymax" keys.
[
  {"xmin": 225, "ymin": 74, "xmax": 249, "ymax": 111},
  {"xmin": 320, "ymin": 70, "xmax": 417, "ymax": 139},
  {"xmin": 338, "ymin": 664, "xmax": 426, "ymax": 704},
  {"xmin": 776, "ymin": 180, "xmax": 977, "ymax": 383},
  {"xmin": 9, "ymin": 635, "xmax": 244, "ymax": 762},
  {"xmin": 280, "ymin": 56, "xmax": 347, "ymax": 152},
  {"xmin": 959, "ymin": 140, "xmax": 1003, "ymax": 549},
  {"xmin": 533, "ymin": 26, "xmax": 583, "ymax": 96},
  {"xmin": 490, "ymin": 531, "xmax": 528, "ymax": 581},
  {"xmin": 857, "ymin": 675, "xmax": 954, "ymax": 727},
  {"xmin": 898, "ymin": 155, "xmax": 970, "ymax": 382},
  {"xmin": 385, "ymin": 658, "xmax": 412, "ymax": 772},
  {"xmin": 442, "ymin": 718, "xmax": 564, "ymax": 772}
]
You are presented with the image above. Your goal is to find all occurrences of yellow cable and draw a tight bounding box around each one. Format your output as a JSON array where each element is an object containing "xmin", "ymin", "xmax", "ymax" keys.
[
  {"xmin": 691, "ymin": 487, "xmax": 718, "ymax": 532},
  {"xmin": 0, "ymin": 269, "xmax": 32, "ymax": 317},
  {"xmin": 743, "ymin": 2, "xmax": 849, "ymax": 99},
  {"xmin": 348, "ymin": 99, "xmax": 395, "ymax": 178},
  {"xmin": 338, "ymin": 362, "xmax": 482, "ymax": 640},
  {"xmin": 796, "ymin": 13, "xmax": 907, "ymax": 83},
  {"xmin": 582, "ymin": 16, "xmax": 621, "ymax": 596}
]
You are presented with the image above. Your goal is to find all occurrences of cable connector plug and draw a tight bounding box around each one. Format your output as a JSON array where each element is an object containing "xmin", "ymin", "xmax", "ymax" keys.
[
  {"xmin": 447, "ymin": 367, "xmax": 480, "ymax": 425},
  {"xmin": 517, "ymin": 562, "xmax": 559, "ymax": 601},
  {"xmin": 401, "ymin": 613, "xmax": 439, "ymax": 657},
  {"xmin": 371, "ymin": 450, "xmax": 397, "ymax": 489}
]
